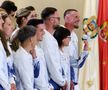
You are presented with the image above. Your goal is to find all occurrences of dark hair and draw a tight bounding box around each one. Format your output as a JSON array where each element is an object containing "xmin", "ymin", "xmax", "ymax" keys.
[
  {"xmin": 64, "ymin": 9, "xmax": 78, "ymax": 18},
  {"xmin": 41, "ymin": 7, "xmax": 57, "ymax": 20},
  {"xmin": 10, "ymin": 36, "xmax": 19, "ymax": 52},
  {"xmin": 1, "ymin": 0, "xmax": 17, "ymax": 15},
  {"xmin": 18, "ymin": 25, "xmax": 36, "ymax": 43},
  {"xmin": 53, "ymin": 26, "xmax": 70, "ymax": 47},
  {"xmin": 25, "ymin": 6, "xmax": 35, "ymax": 11},
  {"xmin": 27, "ymin": 19, "xmax": 43, "ymax": 27}
]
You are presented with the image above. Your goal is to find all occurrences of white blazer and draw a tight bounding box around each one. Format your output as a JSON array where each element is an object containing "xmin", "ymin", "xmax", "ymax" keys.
[
  {"xmin": 39, "ymin": 29, "xmax": 65, "ymax": 86},
  {"xmin": 0, "ymin": 40, "xmax": 10, "ymax": 90},
  {"xmin": 7, "ymin": 41, "xmax": 16, "ymax": 85},
  {"xmin": 14, "ymin": 46, "xmax": 34, "ymax": 90},
  {"xmin": 34, "ymin": 46, "xmax": 53, "ymax": 90},
  {"xmin": 59, "ymin": 50, "xmax": 70, "ymax": 90}
]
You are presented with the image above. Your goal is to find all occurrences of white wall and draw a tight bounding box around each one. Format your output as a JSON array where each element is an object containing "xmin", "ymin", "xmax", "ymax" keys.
[{"xmin": 0, "ymin": 0, "xmax": 85, "ymax": 23}]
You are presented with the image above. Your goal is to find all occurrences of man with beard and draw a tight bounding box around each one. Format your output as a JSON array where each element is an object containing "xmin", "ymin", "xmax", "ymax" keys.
[
  {"xmin": 39, "ymin": 7, "xmax": 67, "ymax": 90},
  {"xmin": 63, "ymin": 9, "xmax": 89, "ymax": 90}
]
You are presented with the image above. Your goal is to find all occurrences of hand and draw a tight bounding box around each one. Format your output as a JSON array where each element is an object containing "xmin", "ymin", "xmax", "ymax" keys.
[
  {"xmin": 83, "ymin": 40, "xmax": 89, "ymax": 51},
  {"xmin": 11, "ymin": 83, "xmax": 16, "ymax": 90},
  {"xmin": 50, "ymin": 88, "xmax": 53, "ymax": 90},
  {"xmin": 70, "ymin": 81, "xmax": 74, "ymax": 90},
  {"xmin": 62, "ymin": 81, "xmax": 68, "ymax": 90},
  {"xmin": 30, "ymin": 48, "xmax": 37, "ymax": 59}
]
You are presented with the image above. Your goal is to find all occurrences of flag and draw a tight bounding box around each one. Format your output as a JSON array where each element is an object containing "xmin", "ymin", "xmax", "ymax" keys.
[
  {"xmin": 79, "ymin": 0, "xmax": 100, "ymax": 90},
  {"xmin": 97, "ymin": 0, "xmax": 108, "ymax": 90}
]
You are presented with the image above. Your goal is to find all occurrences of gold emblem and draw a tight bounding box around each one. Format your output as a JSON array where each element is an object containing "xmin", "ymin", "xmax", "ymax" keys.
[
  {"xmin": 87, "ymin": 78, "xmax": 94, "ymax": 87},
  {"xmin": 99, "ymin": 22, "xmax": 108, "ymax": 42},
  {"xmin": 83, "ymin": 16, "xmax": 98, "ymax": 40}
]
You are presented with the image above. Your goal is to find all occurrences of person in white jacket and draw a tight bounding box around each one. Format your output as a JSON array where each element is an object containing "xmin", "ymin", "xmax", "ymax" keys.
[
  {"xmin": 10, "ymin": 8, "xmax": 37, "ymax": 52},
  {"xmin": 0, "ymin": 39, "xmax": 10, "ymax": 90},
  {"xmin": 10, "ymin": 8, "xmax": 31, "ymax": 43},
  {"xmin": 0, "ymin": 8, "xmax": 10, "ymax": 90},
  {"xmin": 13, "ymin": 26, "xmax": 37, "ymax": 90},
  {"xmin": 27, "ymin": 19, "xmax": 53, "ymax": 90},
  {"xmin": 2, "ymin": 12, "xmax": 16, "ymax": 90},
  {"xmin": 53, "ymin": 26, "xmax": 71, "ymax": 90},
  {"xmin": 63, "ymin": 9, "xmax": 89, "ymax": 90},
  {"xmin": 39, "ymin": 7, "xmax": 67, "ymax": 90}
]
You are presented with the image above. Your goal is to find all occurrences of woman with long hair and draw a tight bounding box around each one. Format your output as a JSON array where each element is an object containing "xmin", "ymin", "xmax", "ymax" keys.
[
  {"xmin": 0, "ymin": 8, "xmax": 10, "ymax": 90},
  {"xmin": 2, "ymin": 12, "xmax": 16, "ymax": 90}
]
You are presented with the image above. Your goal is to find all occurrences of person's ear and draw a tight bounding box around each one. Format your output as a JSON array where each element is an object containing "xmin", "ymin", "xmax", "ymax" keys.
[
  {"xmin": 22, "ymin": 17, "xmax": 27, "ymax": 22},
  {"xmin": 29, "ymin": 37, "xmax": 33, "ymax": 42},
  {"xmin": 29, "ymin": 37, "xmax": 34, "ymax": 48},
  {"xmin": 49, "ymin": 18, "xmax": 54, "ymax": 23}
]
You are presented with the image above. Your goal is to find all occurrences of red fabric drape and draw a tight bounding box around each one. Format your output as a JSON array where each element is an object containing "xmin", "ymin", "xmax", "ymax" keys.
[{"xmin": 97, "ymin": 0, "xmax": 108, "ymax": 90}]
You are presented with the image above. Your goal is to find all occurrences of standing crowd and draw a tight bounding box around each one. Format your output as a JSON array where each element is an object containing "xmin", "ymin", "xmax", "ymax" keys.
[{"xmin": 0, "ymin": 0, "xmax": 89, "ymax": 90}]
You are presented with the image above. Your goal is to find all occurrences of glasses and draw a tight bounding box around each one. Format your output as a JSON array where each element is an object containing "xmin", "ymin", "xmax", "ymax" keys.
[
  {"xmin": 67, "ymin": 36, "xmax": 71, "ymax": 40},
  {"xmin": 49, "ymin": 17, "xmax": 60, "ymax": 20}
]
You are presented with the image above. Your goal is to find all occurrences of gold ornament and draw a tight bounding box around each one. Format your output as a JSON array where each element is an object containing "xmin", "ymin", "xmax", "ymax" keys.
[{"xmin": 87, "ymin": 78, "xmax": 94, "ymax": 87}]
